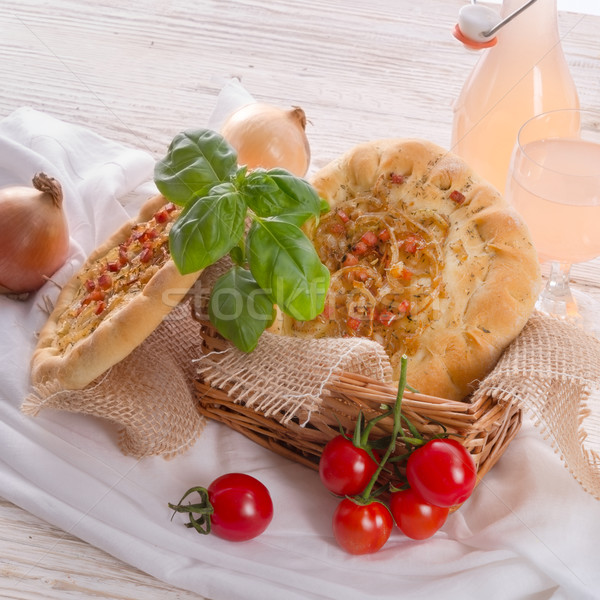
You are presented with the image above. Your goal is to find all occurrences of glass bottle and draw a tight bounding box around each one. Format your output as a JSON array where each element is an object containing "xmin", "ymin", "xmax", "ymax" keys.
[{"xmin": 450, "ymin": 0, "xmax": 579, "ymax": 195}]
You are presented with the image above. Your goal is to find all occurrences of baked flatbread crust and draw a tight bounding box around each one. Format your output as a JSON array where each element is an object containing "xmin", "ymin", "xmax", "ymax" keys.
[
  {"xmin": 31, "ymin": 194, "xmax": 201, "ymax": 390},
  {"xmin": 280, "ymin": 139, "xmax": 541, "ymax": 400}
]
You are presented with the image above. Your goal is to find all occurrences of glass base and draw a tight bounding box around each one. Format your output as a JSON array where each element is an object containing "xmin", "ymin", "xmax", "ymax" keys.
[
  {"xmin": 535, "ymin": 261, "xmax": 600, "ymax": 339},
  {"xmin": 570, "ymin": 288, "xmax": 600, "ymax": 339}
]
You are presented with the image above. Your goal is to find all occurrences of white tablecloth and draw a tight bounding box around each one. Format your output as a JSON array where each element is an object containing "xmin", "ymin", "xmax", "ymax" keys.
[{"xmin": 1, "ymin": 107, "xmax": 599, "ymax": 600}]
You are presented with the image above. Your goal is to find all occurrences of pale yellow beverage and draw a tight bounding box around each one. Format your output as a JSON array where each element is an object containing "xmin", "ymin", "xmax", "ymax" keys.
[{"xmin": 507, "ymin": 137, "xmax": 600, "ymax": 264}]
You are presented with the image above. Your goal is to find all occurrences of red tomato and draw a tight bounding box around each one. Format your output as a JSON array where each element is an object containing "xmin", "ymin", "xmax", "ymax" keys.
[
  {"xmin": 406, "ymin": 439, "xmax": 477, "ymax": 508},
  {"xmin": 319, "ymin": 435, "xmax": 379, "ymax": 496},
  {"xmin": 389, "ymin": 487, "xmax": 449, "ymax": 540},
  {"xmin": 207, "ymin": 473, "xmax": 273, "ymax": 542},
  {"xmin": 332, "ymin": 498, "xmax": 393, "ymax": 555}
]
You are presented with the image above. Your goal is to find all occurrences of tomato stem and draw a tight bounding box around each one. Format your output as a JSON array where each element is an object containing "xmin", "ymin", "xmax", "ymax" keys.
[
  {"xmin": 168, "ymin": 485, "xmax": 214, "ymax": 535},
  {"xmin": 360, "ymin": 355, "xmax": 408, "ymax": 501},
  {"xmin": 352, "ymin": 412, "xmax": 364, "ymax": 448},
  {"xmin": 360, "ymin": 408, "xmax": 393, "ymax": 447}
]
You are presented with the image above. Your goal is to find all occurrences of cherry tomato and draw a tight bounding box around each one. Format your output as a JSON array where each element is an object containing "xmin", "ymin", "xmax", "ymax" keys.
[
  {"xmin": 332, "ymin": 498, "xmax": 393, "ymax": 555},
  {"xmin": 389, "ymin": 487, "xmax": 449, "ymax": 540},
  {"xmin": 319, "ymin": 435, "xmax": 379, "ymax": 496},
  {"xmin": 207, "ymin": 473, "xmax": 273, "ymax": 542},
  {"xmin": 406, "ymin": 438, "xmax": 477, "ymax": 508}
]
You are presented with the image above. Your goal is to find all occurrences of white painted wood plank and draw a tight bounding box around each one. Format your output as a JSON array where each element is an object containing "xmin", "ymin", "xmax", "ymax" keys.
[
  {"xmin": 0, "ymin": 0, "xmax": 599, "ymax": 598},
  {"xmin": 0, "ymin": 498, "xmax": 205, "ymax": 599}
]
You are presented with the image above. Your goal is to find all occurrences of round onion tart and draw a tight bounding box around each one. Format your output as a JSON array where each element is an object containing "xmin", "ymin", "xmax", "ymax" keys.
[
  {"xmin": 31, "ymin": 194, "xmax": 201, "ymax": 390},
  {"xmin": 279, "ymin": 139, "xmax": 541, "ymax": 401}
]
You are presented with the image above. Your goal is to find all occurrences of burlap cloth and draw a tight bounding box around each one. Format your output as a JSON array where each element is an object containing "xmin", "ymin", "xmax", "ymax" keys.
[
  {"xmin": 23, "ymin": 300, "xmax": 206, "ymax": 459},
  {"xmin": 23, "ymin": 297, "xmax": 600, "ymax": 500}
]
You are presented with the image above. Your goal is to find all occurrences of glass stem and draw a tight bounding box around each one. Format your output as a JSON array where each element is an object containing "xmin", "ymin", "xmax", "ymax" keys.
[
  {"xmin": 536, "ymin": 260, "xmax": 582, "ymax": 325},
  {"xmin": 546, "ymin": 261, "xmax": 572, "ymax": 298}
]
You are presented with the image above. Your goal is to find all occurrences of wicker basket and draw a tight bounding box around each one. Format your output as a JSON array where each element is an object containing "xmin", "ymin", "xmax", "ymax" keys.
[{"xmin": 194, "ymin": 321, "xmax": 522, "ymax": 492}]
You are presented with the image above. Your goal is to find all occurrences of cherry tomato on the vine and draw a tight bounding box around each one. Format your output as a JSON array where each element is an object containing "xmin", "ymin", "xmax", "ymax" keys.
[
  {"xmin": 319, "ymin": 435, "xmax": 380, "ymax": 496},
  {"xmin": 332, "ymin": 498, "xmax": 393, "ymax": 555},
  {"xmin": 207, "ymin": 473, "xmax": 273, "ymax": 541},
  {"xmin": 406, "ymin": 438, "xmax": 477, "ymax": 508},
  {"xmin": 389, "ymin": 487, "xmax": 449, "ymax": 540}
]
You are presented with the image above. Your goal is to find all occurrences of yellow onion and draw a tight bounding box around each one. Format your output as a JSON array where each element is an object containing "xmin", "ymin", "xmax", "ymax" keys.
[
  {"xmin": 0, "ymin": 172, "xmax": 69, "ymax": 294},
  {"xmin": 221, "ymin": 103, "xmax": 311, "ymax": 177}
]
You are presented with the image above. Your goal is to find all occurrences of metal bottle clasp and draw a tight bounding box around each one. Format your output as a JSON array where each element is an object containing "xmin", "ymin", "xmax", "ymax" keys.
[{"xmin": 472, "ymin": 0, "xmax": 540, "ymax": 39}]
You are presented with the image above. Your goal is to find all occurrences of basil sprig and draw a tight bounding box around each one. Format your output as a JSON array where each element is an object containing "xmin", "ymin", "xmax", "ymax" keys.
[{"xmin": 155, "ymin": 128, "xmax": 330, "ymax": 352}]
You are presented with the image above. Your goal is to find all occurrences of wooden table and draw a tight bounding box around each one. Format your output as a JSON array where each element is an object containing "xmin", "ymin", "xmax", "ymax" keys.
[{"xmin": 1, "ymin": 1, "xmax": 599, "ymax": 598}]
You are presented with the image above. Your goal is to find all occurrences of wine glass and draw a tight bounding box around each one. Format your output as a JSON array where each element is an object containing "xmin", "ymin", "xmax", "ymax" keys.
[{"xmin": 505, "ymin": 108, "xmax": 600, "ymax": 335}]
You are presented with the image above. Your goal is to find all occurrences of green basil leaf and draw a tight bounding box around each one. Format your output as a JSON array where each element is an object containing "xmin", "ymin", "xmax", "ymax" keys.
[
  {"xmin": 169, "ymin": 183, "xmax": 246, "ymax": 274},
  {"xmin": 229, "ymin": 245, "xmax": 245, "ymax": 266},
  {"xmin": 154, "ymin": 129, "xmax": 238, "ymax": 206},
  {"xmin": 247, "ymin": 218, "xmax": 330, "ymax": 320},
  {"xmin": 240, "ymin": 168, "xmax": 322, "ymax": 226},
  {"xmin": 209, "ymin": 266, "xmax": 275, "ymax": 352}
]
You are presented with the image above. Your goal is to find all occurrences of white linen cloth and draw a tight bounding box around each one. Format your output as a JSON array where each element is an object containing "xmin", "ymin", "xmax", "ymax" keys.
[{"xmin": 0, "ymin": 107, "xmax": 599, "ymax": 600}]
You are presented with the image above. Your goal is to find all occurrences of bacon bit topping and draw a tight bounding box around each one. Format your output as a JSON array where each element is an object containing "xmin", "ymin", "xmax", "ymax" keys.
[
  {"xmin": 389, "ymin": 263, "xmax": 413, "ymax": 281},
  {"xmin": 353, "ymin": 240, "xmax": 369, "ymax": 256},
  {"xmin": 347, "ymin": 317, "xmax": 362, "ymax": 331},
  {"xmin": 107, "ymin": 261, "xmax": 120, "ymax": 272},
  {"xmin": 401, "ymin": 234, "xmax": 423, "ymax": 254},
  {"xmin": 328, "ymin": 222, "xmax": 346, "ymax": 235},
  {"xmin": 165, "ymin": 202, "xmax": 177, "ymax": 212},
  {"xmin": 360, "ymin": 231, "xmax": 378, "ymax": 247},
  {"xmin": 377, "ymin": 311, "xmax": 396, "ymax": 327},
  {"xmin": 82, "ymin": 289, "xmax": 105, "ymax": 306},
  {"xmin": 154, "ymin": 208, "xmax": 170, "ymax": 223},
  {"xmin": 132, "ymin": 227, "xmax": 159, "ymax": 243},
  {"xmin": 139, "ymin": 245, "xmax": 153, "ymax": 263},
  {"xmin": 378, "ymin": 228, "xmax": 391, "ymax": 242},
  {"xmin": 390, "ymin": 173, "xmax": 405, "ymax": 184},
  {"xmin": 398, "ymin": 299, "xmax": 411, "ymax": 315},
  {"xmin": 342, "ymin": 253, "xmax": 359, "ymax": 267},
  {"xmin": 337, "ymin": 210, "xmax": 350, "ymax": 223},
  {"xmin": 118, "ymin": 244, "xmax": 129, "ymax": 265},
  {"xmin": 450, "ymin": 190, "xmax": 466, "ymax": 204},
  {"xmin": 84, "ymin": 279, "xmax": 95, "ymax": 293},
  {"xmin": 97, "ymin": 272, "xmax": 112, "ymax": 290},
  {"xmin": 355, "ymin": 269, "xmax": 370, "ymax": 282},
  {"xmin": 145, "ymin": 227, "xmax": 159, "ymax": 240},
  {"xmin": 94, "ymin": 301, "xmax": 106, "ymax": 315},
  {"xmin": 132, "ymin": 227, "xmax": 146, "ymax": 241}
]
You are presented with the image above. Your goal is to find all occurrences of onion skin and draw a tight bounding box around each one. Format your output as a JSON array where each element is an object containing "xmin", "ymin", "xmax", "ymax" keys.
[
  {"xmin": 221, "ymin": 103, "xmax": 311, "ymax": 177},
  {"xmin": 0, "ymin": 173, "xmax": 69, "ymax": 294}
]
